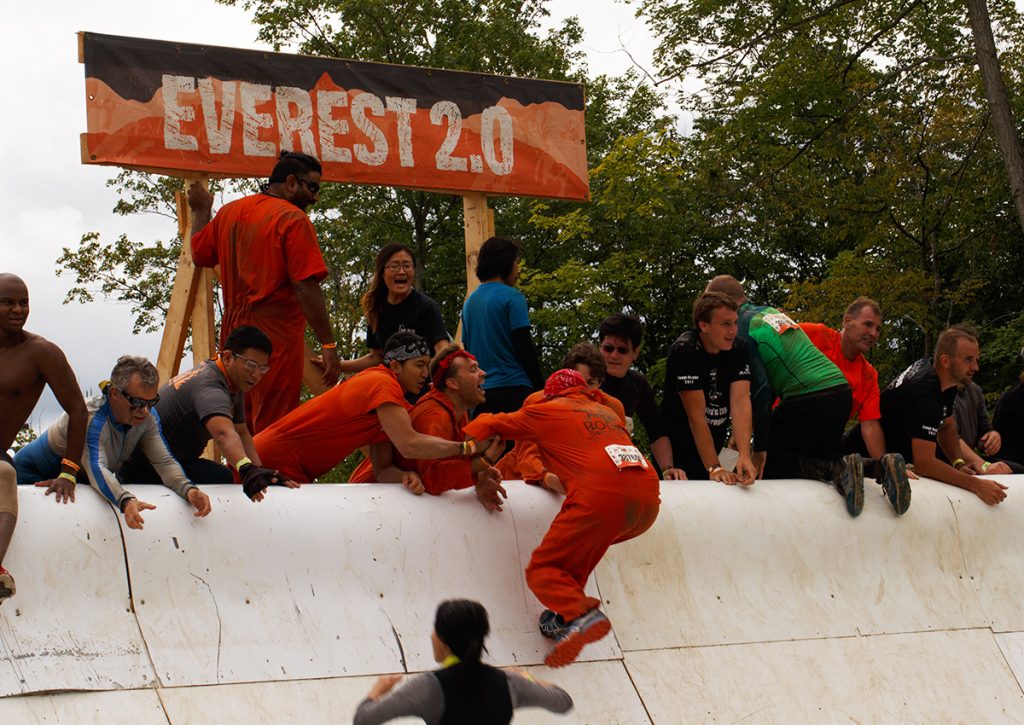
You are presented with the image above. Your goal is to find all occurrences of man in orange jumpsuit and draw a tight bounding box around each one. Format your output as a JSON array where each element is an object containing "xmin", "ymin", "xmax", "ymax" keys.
[
  {"xmin": 349, "ymin": 345, "xmax": 504, "ymax": 508},
  {"xmin": 463, "ymin": 369, "xmax": 660, "ymax": 668},
  {"xmin": 188, "ymin": 151, "xmax": 342, "ymax": 433},
  {"xmin": 253, "ymin": 333, "xmax": 491, "ymax": 491}
]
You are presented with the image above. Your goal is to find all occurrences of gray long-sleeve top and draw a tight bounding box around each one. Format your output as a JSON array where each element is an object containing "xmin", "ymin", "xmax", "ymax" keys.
[
  {"xmin": 353, "ymin": 668, "xmax": 573, "ymax": 725},
  {"xmin": 45, "ymin": 394, "xmax": 193, "ymax": 510}
]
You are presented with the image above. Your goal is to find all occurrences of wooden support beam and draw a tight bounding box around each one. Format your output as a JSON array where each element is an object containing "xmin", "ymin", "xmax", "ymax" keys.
[
  {"xmin": 455, "ymin": 193, "xmax": 494, "ymax": 344},
  {"xmin": 156, "ymin": 178, "xmax": 206, "ymax": 383}
]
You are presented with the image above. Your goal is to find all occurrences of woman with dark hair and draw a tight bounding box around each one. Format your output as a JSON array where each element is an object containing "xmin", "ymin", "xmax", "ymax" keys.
[
  {"xmin": 354, "ymin": 599, "xmax": 573, "ymax": 724},
  {"xmin": 341, "ymin": 243, "xmax": 450, "ymax": 374},
  {"xmin": 461, "ymin": 236, "xmax": 545, "ymax": 416}
]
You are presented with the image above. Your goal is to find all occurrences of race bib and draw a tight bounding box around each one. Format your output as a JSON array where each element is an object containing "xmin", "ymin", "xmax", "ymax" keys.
[
  {"xmin": 762, "ymin": 312, "xmax": 798, "ymax": 333},
  {"xmin": 604, "ymin": 444, "xmax": 649, "ymax": 471}
]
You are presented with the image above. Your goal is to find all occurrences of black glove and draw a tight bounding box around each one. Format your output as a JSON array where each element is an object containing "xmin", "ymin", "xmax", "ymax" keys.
[{"xmin": 240, "ymin": 463, "xmax": 282, "ymax": 501}]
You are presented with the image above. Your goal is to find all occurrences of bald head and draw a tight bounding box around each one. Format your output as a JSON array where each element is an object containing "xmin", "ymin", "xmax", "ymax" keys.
[
  {"xmin": 0, "ymin": 274, "xmax": 27, "ymax": 294},
  {"xmin": 705, "ymin": 275, "xmax": 745, "ymax": 305}
]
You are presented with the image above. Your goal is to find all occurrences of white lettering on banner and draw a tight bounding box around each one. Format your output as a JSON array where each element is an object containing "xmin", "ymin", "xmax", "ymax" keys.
[
  {"xmin": 276, "ymin": 86, "xmax": 317, "ymax": 155},
  {"xmin": 162, "ymin": 75, "xmax": 198, "ymax": 151},
  {"xmin": 352, "ymin": 92, "xmax": 388, "ymax": 166},
  {"xmin": 317, "ymin": 91, "xmax": 352, "ymax": 163},
  {"xmin": 385, "ymin": 97, "xmax": 417, "ymax": 168},
  {"xmin": 481, "ymin": 105, "xmax": 514, "ymax": 176},
  {"xmin": 604, "ymin": 444, "xmax": 649, "ymax": 471},
  {"xmin": 160, "ymin": 76, "xmax": 517, "ymax": 175},
  {"xmin": 431, "ymin": 101, "xmax": 468, "ymax": 172},
  {"xmin": 197, "ymin": 79, "xmax": 236, "ymax": 154},
  {"xmin": 239, "ymin": 82, "xmax": 276, "ymax": 157}
]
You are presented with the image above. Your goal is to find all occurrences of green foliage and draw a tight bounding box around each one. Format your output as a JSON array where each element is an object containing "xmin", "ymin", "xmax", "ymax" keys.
[{"xmin": 12, "ymin": 424, "xmax": 37, "ymax": 453}]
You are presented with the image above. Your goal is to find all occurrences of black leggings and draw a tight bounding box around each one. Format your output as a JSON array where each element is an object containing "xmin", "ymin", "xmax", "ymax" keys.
[
  {"xmin": 120, "ymin": 455, "xmax": 235, "ymax": 485},
  {"xmin": 763, "ymin": 385, "xmax": 852, "ymax": 480}
]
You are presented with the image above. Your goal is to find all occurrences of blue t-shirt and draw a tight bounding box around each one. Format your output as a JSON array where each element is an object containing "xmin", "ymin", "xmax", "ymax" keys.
[{"xmin": 462, "ymin": 282, "xmax": 532, "ymax": 389}]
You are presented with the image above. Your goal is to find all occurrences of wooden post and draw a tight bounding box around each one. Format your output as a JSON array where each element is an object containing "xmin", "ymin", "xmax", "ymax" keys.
[
  {"xmin": 156, "ymin": 174, "xmax": 209, "ymax": 383},
  {"xmin": 455, "ymin": 192, "xmax": 494, "ymax": 344}
]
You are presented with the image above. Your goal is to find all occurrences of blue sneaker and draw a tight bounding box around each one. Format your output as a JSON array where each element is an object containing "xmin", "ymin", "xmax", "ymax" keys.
[
  {"xmin": 544, "ymin": 608, "xmax": 611, "ymax": 668},
  {"xmin": 878, "ymin": 453, "xmax": 911, "ymax": 515},
  {"xmin": 834, "ymin": 454, "xmax": 864, "ymax": 518}
]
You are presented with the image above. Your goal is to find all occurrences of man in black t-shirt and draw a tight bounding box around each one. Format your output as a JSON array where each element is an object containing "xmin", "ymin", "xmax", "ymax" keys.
[
  {"xmin": 597, "ymin": 314, "xmax": 677, "ymax": 478},
  {"xmin": 993, "ymin": 352, "xmax": 1024, "ymax": 465},
  {"xmin": 869, "ymin": 327, "xmax": 1006, "ymax": 505},
  {"xmin": 122, "ymin": 326, "xmax": 292, "ymax": 489},
  {"xmin": 661, "ymin": 293, "xmax": 757, "ymax": 484}
]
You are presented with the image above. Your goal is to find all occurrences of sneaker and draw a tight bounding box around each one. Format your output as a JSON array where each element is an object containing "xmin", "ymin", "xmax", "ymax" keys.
[
  {"xmin": 539, "ymin": 609, "xmax": 567, "ymax": 640},
  {"xmin": 543, "ymin": 608, "xmax": 612, "ymax": 668},
  {"xmin": 833, "ymin": 454, "xmax": 864, "ymax": 518},
  {"xmin": 0, "ymin": 567, "xmax": 14, "ymax": 603},
  {"xmin": 877, "ymin": 453, "xmax": 911, "ymax": 515}
]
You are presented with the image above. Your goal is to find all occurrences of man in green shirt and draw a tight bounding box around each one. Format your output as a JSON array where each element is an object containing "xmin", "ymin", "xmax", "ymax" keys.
[{"xmin": 706, "ymin": 275, "xmax": 866, "ymax": 516}]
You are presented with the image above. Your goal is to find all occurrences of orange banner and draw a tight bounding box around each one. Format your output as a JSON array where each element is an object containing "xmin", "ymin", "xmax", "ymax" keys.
[{"xmin": 80, "ymin": 33, "xmax": 589, "ymax": 201}]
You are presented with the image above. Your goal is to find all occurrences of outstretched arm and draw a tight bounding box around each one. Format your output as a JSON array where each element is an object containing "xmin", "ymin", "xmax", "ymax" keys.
[{"xmin": 38, "ymin": 342, "xmax": 87, "ymax": 503}]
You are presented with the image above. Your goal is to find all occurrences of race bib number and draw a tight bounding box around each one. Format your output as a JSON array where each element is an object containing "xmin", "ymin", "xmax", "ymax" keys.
[
  {"xmin": 762, "ymin": 312, "xmax": 798, "ymax": 333},
  {"xmin": 604, "ymin": 444, "xmax": 649, "ymax": 471}
]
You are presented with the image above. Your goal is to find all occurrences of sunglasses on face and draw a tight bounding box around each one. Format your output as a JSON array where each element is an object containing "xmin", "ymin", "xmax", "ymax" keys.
[
  {"xmin": 294, "ymin": 176, "xmax": 320, "ymax": 194},
  {"xmin": 234, "ymin": 354, "xmax": 271, "ymax": 375},
  {"xmin": 116, "ymin": 388, "xmax": 160, "ymax": 410},
  {"xmin": 601, "ymin": 343, "xmax": 631, "ymax": 356}
]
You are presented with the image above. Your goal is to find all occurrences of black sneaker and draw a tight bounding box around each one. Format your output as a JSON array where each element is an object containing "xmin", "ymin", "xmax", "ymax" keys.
[
  {"xmin": 878, "ymin": 453, "xmax": 911, "ymax": 515},
  {"xmin": 539, "ymin": 609, "xmax": 567, "ymax": 640},
  {"xmin": 834, "ymin": 454, "xmax": 864, "ymax": 517}
]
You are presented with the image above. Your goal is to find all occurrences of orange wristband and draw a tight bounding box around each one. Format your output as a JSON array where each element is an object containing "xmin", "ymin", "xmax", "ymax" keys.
[
  {"xmin": 321, "ymin": 341, "xmax": 337, "ymax": 350},
  {"xmin": 61, "ymin": 458, "xmax": 81, "ymax": 473}
]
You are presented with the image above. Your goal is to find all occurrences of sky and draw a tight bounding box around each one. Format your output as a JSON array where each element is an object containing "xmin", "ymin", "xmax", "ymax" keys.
[{"xmin": 0, "ymin": 0, "xmax": 667, "ymax": 434}]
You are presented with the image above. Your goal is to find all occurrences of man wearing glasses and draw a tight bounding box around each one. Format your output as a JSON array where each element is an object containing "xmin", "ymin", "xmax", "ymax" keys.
[
  {"xmin": 14, "ymin": 356, "xmax": 211, "ymax": 530},
  {"xmin": 597, "ymin": 314, "xmax": 678, "ymax": 479},
  {"xmin": 188, "ymin": 150, "xmax": 341, "ymax": 433},
  {"xmin": 122, "ymin": 326, "xmax": 293, "ymax": 497}
]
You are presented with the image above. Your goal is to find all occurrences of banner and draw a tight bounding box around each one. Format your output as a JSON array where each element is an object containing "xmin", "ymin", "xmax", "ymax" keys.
[{"xmin": 80, "ymin": 32, "xmax": 589, "ymax": 201}]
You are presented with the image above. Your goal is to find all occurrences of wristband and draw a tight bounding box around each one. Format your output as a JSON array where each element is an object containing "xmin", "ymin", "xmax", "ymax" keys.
[
  {"xmin": 981, "ymin": 461, "xmax": 991, "ymax": 472},
  {"xmin": 235, "ymin": 457, "xmax": 253, "ymax": 470},
  {"xmin": 708, "ymin": 465, "xmax": 723, "ymax": 475},
  {"xmin": 61, "ymin": 458, "xmax": 81, "ymax": 473},
  {"xmin": 952, "ymin": 458, "xmax": 966, "ymax": 469},
  {"xmin": 119, "ymin": 496, "xmax": 137, "ymax": 513},
  {"xmin": 482, "ymin": 453, "xmax": 496, "ymax": 466},
  {"xmin": 57, "ymin": 472, "xmax": 77, "ymax": 484},
  {"xmin": 321, "ymin": 341, "xmax": 337, "ymax": 350},
  {"xmin": 460, "ymin": 440, "xmax": 477, "ymax": 457}
]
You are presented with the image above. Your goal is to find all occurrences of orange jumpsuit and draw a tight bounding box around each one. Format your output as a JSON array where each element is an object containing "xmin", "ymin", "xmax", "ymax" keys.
[
  {"xmin": 463, "ymin": 386, "xmax": 660, "ymax": 621},
  {"xmin": 253, "ymin": 366, "xmax": 410, "ymax": 482},
  {"xmin": 192, "ymin": 194, "xmax": 328, "ymax": 433},
  {"xmin": 497, "ymin": 390, "xmax": 627, "ymax": 487},
  {"xmin": 348, "ymin": 389, "xmax": 476, "ymax": 494}
]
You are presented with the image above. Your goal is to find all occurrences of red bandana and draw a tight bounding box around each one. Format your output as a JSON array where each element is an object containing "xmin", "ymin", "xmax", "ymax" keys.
[
  {"xmin": 432, "ymin": 350, "xmax": 476, "ymax": 389},
  {"xmin": 544, "ymin": 369, "xmax": 586, "ymax": 398}
]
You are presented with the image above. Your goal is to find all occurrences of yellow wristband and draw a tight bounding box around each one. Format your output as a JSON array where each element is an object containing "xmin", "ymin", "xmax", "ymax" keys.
[
  {"xmin": 982, "ymin": 461, "xmax": 991, "ymax": 472},
  {"xmin": 235, "ymin": 457, "xmax": 253, "ymax": 470},
  {"xmin": 58, "ymin": 472, "xmax": 77, "ymax": 484},
  {"xmin": 952, "ymin": 458, "xmax": 966, "ymax": 469}
]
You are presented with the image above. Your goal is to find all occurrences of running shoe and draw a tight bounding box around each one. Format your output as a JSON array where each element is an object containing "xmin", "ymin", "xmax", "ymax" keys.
[
  {"xmin": 834, "ymin": 453, "xmax": 864, "ymax": 518},
  {"xmin": 0, "ymin": 566, "xmax": 14, "ymax": 603},
  {"xmin": 539, "ymin": 609, "xmax": 567, "ymax": 640},
  {"xmin": 878, "ymin": 453, "xmax": 911, "ymax": 515},
  {"xmin": 544, "ymin": 608, "xmax": 611, "ymax": 668}
]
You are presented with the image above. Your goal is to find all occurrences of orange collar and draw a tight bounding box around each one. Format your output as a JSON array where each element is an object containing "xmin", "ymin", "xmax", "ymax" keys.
[{"xmin": 214, "ymin": 355, "xmax": 237, "ymax": 392}]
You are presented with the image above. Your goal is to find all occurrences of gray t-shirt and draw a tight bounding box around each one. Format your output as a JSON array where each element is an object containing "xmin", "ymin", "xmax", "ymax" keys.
[
  {"xmin": 954, "ymin": 381, "xmax": 992, "ymax": 449},
  {"xmin": 156, "ymin": 360, "xmax": 245, "ymax": 461}
]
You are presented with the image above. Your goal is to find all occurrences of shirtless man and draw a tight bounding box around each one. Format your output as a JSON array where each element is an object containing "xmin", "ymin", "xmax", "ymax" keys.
[{"xmin": 0, "ymin": 274, "xmax": 87, "ymax": 603}]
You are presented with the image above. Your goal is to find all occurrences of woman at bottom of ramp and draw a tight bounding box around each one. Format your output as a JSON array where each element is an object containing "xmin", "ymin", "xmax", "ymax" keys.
[{"xmin": 353, "ymin": 599, "xmax": 573, "ymax": 724}]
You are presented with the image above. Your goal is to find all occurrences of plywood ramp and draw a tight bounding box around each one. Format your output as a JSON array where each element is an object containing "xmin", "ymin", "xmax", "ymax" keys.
[{"xmin": 1, "ymin": 477, "xmax": 1022, "ymax": 722}]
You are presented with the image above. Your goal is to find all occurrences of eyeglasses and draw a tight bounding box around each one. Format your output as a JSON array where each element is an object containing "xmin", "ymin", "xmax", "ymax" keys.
[
  {"xmin": 385, "ymin": 262, "xmax": 415, "ymax": 272},
  {"xmin": 601, "ymin": 343, "xmax": 631, "ymax": 356},
  {"xmin": 294, "ymin": 176, "xmax": 320, "ymax": 195},
  {"xmin": 234, "ymin": 354, "xmax": 271, "ymax": 375},
  {"xmin": 116, "ymin": 388, "xmax": 160, "ymax": 410}
]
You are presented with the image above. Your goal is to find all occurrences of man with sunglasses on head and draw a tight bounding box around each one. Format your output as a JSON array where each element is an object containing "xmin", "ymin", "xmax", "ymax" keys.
[
  {"xmin": 188, "ymin": 150, "xmax": 341, "ymax": 434},
  {"xmin": 122, "ymin": 326, "xmax": 293, "ymax": 496},
  {"xmin": 14, "ymin": 356, "xmax": 211, "ymax": 530}
]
